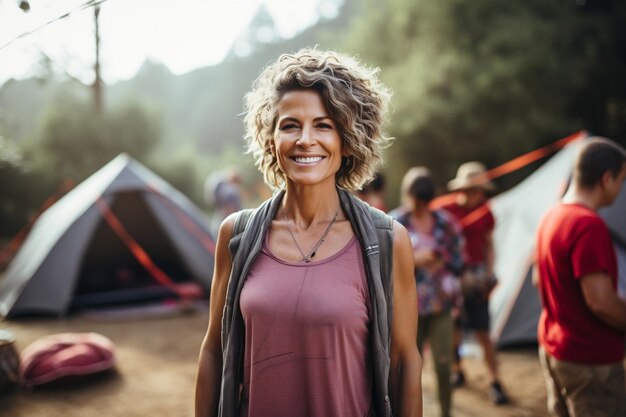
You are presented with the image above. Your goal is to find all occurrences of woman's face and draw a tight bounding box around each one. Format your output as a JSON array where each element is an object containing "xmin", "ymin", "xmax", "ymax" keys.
[{"xmin": 273, "ymin": 89, "xmax": 345, "ymax": 188}]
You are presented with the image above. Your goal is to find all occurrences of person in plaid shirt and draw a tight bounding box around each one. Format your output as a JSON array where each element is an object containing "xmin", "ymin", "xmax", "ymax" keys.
[{"xmin": 391, "ymin": 167, "xmax": 464, "ymax": 417}]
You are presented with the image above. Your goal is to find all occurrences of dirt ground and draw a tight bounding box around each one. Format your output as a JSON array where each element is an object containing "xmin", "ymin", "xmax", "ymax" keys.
[{"xmin": 0, "ymin": 304, "xmax": 553, "ymax": 417}]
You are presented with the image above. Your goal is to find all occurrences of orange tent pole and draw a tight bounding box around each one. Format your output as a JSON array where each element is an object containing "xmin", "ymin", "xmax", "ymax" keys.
[
  {"xmin": 430, "ymin": 131, "xmax": 587, "ymax": 227},
  {"xmin": 146, "ymin": 185, "xmax": 216, "ymax": 255},
  {"xmin": 95, "ymin": 198, "xmax": 202, "ymax": 300}
]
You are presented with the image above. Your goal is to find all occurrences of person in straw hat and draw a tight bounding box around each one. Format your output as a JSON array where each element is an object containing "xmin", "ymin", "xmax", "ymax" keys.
[{"xmin": 441, "ymin": 161, "xmax": 509, "ymax": 405}]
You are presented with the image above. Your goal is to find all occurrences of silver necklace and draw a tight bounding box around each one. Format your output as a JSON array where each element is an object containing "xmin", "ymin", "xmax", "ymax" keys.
[{"xmin": 282, "ymin": 206, "xmax": 339, "ymax": 263}]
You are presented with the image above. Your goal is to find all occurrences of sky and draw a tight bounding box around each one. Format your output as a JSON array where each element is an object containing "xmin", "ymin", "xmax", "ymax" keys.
[{"xmin": 0, "ymin": 0, "xmax": 340, "ymax": 85}]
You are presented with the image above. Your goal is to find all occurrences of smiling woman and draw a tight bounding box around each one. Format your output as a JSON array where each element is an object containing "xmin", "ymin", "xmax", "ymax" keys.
[
  {"xmin": 195, "ymin": 48, "xmax": 423, "ymax": 417},
  {"xmin": 273, "ymin": 90, "xmax": 344, "ymax": 189},
  {"xmin": 243, "ymin": 49, "xmax": 392, "ymax": 191}
]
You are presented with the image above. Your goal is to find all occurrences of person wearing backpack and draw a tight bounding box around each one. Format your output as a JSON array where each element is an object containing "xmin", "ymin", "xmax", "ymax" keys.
[{"xmin": 195, "ymin": 48, "xmax": 423, "ymax": 417}]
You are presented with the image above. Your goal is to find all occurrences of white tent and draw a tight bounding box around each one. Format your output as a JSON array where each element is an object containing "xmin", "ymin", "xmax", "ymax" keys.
[
  {"xmin": 0, "ymin": 154, "xmax": 215, "ymax": 317},
  {"xmin": 489, "ymin": 138, "xmax": 626, "ymax": 346}
]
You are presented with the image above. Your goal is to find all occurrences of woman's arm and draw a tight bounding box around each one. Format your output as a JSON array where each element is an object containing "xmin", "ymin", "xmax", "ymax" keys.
[
  {"xmin": 389, "ymin": 221, "xmax": 423, "ymax": 417},
  {"xmin": 195, "ymin": 213, "xmax": 237, "ymax": 417}
]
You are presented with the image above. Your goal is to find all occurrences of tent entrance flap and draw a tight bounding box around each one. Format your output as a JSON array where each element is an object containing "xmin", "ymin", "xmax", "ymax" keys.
[{"xmin": 72, "ymin": 191, "xmax": 197, "ymax": 309}]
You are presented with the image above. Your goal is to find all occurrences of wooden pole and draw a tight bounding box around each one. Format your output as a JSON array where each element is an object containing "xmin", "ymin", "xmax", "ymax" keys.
[{"xmin": 93, "ymin": 4, "xmax": 103, "ymax": 113}]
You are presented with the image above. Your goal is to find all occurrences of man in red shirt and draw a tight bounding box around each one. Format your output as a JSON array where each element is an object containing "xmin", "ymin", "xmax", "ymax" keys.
[
  {"xmin": 535, "ymin": 138, "xmax": 626, "ymax": 417},
  {"xmin": 442, "ymin": 161, "xmax": 509, "ymax": 405}
]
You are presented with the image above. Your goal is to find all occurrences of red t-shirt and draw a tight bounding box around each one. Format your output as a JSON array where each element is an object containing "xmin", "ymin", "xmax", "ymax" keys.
[
  {"xmin": 442, "ymin": 202, "xmax": 494, "ymax": 265},
  {"xmin": 536, "ymin": 203, "xmax": 623, "ymax": 364}
]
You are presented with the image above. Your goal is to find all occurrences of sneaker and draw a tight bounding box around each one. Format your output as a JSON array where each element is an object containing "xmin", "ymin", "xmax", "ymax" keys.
[
  {"xmin": 451, "ymin": 370, "xmax": 465, "ymax": 388},
  {"xmin": 489, "ymin": 381, "xmax": 509, "ymax": 405}
]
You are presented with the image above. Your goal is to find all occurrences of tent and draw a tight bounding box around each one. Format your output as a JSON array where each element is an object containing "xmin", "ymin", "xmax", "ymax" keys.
[
  {"xmin": 0, "ymin": 154, "xmax": 215, "ymax": 317},
  {"xmin": 489, "ymin": 138, "xmax": 626, "ymax": 346}
]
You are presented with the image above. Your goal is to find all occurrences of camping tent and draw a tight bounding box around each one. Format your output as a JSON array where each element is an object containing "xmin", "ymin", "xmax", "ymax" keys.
[
  {"xmin": 0, "ymin": 154, "xmax": 215, "ymax": 317},
  {"xmin": 489, "ymin": 138, "xmax": 626, "ymax": 346}
]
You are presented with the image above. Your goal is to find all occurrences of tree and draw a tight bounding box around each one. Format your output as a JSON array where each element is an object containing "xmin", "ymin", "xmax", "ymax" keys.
[
  {"xmin": 0, "ymin": 136, "xmax": 56, "ymax": 238},
  {"xmin": 36, "ymin": 93, "xmax": 161, "ymax": 183},
  {"xmin": 0, "ymin": 95, "xmax": 162, "ymax": 237},
  {"xmin": 343, "ymin": 0, "xmax": 626, "ymax": 198}
]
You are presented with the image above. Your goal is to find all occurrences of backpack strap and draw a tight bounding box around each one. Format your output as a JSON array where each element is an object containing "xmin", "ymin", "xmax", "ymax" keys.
[
  {"xmin": 227, "ymin": 208, "xmax": 254, "ymax": 258},
  {"xmin": 371, "ymin": 206, "xmax": 393, "ymax": 260},
  {"xmin": 366, "ymin": 205, "xmax": 394, "ymax": 308},
  {"xmin": 233, "ymin": 209, "xmax": 254, "ymax": 236},
  {"xmin": 367, "ymin": 205, "xmax": 394, "ymax": 234}
]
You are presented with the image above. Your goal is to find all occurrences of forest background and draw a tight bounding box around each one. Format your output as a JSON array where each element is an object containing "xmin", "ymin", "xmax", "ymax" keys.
[{"xmin": 1, "ymin": 0, "xmax": 625, "ymax": 238}]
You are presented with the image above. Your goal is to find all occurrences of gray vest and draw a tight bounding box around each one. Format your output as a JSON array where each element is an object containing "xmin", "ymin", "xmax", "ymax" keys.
[{"xmin": 219, "ymin": 188, "xmax": 395, "ymax": 417}]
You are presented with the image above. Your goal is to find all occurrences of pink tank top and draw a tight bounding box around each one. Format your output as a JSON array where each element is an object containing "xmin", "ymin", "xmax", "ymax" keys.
[{"xmin": 238, "ymin": 236, "xmax": 374, "ymax": 417}]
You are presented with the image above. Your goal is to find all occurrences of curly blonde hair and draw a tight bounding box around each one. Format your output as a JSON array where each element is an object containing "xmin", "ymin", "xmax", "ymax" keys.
[{"xmin": 243, "ymin": 48, "xmax": 392, "ymax": 191}]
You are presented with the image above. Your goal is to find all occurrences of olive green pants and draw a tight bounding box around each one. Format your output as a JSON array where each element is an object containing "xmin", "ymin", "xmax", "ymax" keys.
[{"xmin": 417, "ymin": 311, "xmax": 454, "ymax": 417}]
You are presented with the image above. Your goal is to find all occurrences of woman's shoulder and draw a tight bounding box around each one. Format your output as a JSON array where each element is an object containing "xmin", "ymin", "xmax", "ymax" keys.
[
  {"xmin": 220, "ymin": 194, "xmax": 280, "ymax": 239},
  {"xmin": 216, "ymin": 211, "xmax": 239, "ymax": 243}
]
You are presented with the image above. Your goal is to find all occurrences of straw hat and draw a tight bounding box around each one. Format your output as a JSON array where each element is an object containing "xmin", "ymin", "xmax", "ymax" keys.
[{"xmin": 447, "ymin": 161, "xmax": 495, "ymax": 192}]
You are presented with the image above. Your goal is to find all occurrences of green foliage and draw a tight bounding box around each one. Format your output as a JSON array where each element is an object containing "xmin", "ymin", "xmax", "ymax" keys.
[
  {"xmin": 0, "ymin": 94, "xmax": 162, "ymax": 238},
  {"xmin": 5, "ymin": 0, "xmax": 625, "ymax": 222},
  {"xmin": 36, "ymin": 93, "xmax": 161, "ymax": 183},
  {"xmin": 0, "ymin": 3, "xmax": 356, "ymax": 239},
  {"xmin": 343, "ymin": 0, "xmax": 626, "ymax": 205},
  {"xmin": 0, "ymin": 137, "xmax": 57, "ymax": 237},
  {"xmin": 146, "ymin": 146, "xmax": 205, "ymax": 207},
  {"xmin": 0, "ymin": 77, "xmax": 72, "ymax": 141},
  {"xmin": 147, "ymin": 144, "xmax": 262, "ymax": 211}
]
